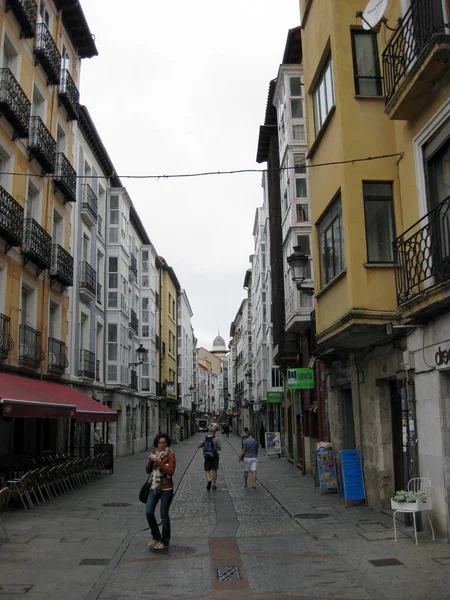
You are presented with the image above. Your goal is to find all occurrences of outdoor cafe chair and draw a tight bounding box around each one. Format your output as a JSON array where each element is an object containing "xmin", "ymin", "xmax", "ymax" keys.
[
  {"xmin": 0, "ymin": 487, "xmax": 9, "ymax": 541},
  {"xmin": 7, "ymin": 471, "xmax": 34, "ymax": 511}
]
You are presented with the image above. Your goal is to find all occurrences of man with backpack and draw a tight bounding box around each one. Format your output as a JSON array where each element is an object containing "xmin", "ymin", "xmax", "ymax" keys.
[{"xmin": 198, "ymin": 426, "xmax": 221, "ymax": 490}]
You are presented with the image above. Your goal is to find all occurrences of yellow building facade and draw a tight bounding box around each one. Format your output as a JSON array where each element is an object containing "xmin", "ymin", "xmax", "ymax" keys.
[
  {"xmin": 0, "ymin": 1, "xmax": 96, "ymax": 379},
  {"xmin": 300, "ymin": 0, "xmax": 450, "ymax": 534}
]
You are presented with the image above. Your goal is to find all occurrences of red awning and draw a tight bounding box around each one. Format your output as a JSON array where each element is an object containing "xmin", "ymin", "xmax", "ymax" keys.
[{"xmin": 0, "ymin": 373, "xmax": 117, "ymax": 422}]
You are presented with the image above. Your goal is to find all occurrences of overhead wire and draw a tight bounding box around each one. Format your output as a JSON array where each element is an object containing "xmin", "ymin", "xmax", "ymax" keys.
[{"xmin": 0, "ymin": 152, "xmax": 404, "ymax": 181}]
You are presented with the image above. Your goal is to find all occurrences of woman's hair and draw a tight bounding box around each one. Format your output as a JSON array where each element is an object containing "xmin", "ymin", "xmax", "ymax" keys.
[{"xmin": 153, "ymin": 433, "xmax": 171, "ymax": 447}]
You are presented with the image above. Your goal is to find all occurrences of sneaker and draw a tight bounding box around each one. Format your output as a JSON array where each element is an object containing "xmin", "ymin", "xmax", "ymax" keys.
[
  {"xmin": 207, "ymin": 480, "xmax": 212, "ymax": 491},
  {"xmin": 212, "ymin": 485, "xmax": 217, "ymax": 490}
]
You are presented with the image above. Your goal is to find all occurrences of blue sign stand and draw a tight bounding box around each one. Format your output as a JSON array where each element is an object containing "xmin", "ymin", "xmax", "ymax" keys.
[{"xmin": 340, "ymin": 450, "xmax": 366, "ymax": 506}]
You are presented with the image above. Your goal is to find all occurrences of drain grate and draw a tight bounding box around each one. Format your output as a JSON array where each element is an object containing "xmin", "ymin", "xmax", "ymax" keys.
[
  {"xmin": 294, "ymin": 513, "xmax": 329, "ymax": 519},
  {"xmin": 102, "ymin": 502, "xmax": 131, "ymax": 507},
  {"xmin": 369, "ymin": 558, "xmax": 403, "ymax": 567},
  {"xmin": 216, "ymin": 566, "xmax": 241, "ymax": 582},
  {"xmin": 79, "ymin": 558, "xmax": 111, "ymax": 566}
]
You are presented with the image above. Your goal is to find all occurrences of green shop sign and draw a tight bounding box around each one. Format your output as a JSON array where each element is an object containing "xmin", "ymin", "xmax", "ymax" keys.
[
  {"xmin": 266, "ymin": 391, "xmax": 283, "ymax": 404},
  {"xmin": 287, "ymin": 368, "xmax": 315, "ymax": 390}
]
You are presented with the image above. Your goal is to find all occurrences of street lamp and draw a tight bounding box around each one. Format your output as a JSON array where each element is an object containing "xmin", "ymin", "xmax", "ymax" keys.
[
  {"xmin": 128, "ymin": 344, "xmax": 149, "ymax": 368},
  {"xmin": 287, "ymin": 246, "xmax": 315, "ymax": 296}
]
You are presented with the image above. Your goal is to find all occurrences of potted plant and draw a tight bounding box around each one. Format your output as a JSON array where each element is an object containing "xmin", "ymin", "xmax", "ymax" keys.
[{"xmin": 391, "ymin": 489, "xmax": 431, "ymax": 511}]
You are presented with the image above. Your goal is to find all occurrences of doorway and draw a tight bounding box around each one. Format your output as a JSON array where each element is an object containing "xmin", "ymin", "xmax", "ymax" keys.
[
  {"xmin": 340, "ymin": 387, "xmax": 356, "ymax": 450},
  {"xmin": 390, "ymin": 379, "xmax": 405, "ymax": 491},
  {"xmin": 296, "ymin": 412, "xmax": 303, "ymax": 470}
]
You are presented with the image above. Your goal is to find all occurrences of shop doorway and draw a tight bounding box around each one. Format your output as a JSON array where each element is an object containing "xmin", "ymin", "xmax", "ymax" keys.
[
  {"xmin": 296, "ymin": 413, "xmax": 303, "ymax": 470},
  {"xmin": 390, "ymin": 379, "xmax": 404, "ymax": 491},
  {"xmin": 287, "ymin": 404, "xmax": 294, "ymax": 459},
  {"xmin": 340, "ymin": 387, "xmax": 356, "ymax": 450}
]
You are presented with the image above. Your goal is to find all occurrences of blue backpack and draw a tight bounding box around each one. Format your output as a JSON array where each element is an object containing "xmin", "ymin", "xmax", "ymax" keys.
[{"xmin": 203, "ymin": 435, "xmax": 215, "ymax": 458}]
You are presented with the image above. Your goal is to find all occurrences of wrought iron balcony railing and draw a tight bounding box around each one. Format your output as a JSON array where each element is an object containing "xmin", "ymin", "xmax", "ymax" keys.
[
  {"xmin": 54, "ymin": 153, "xmax": 76, "ymax": 203},
  {"xmin": 130, "ymin": 253, "xmax": 138, "ymax": 277},
  {"xmin": 78, "ymin": 349, "xmax": 95, "ymax": 379},
  {"xmin": 82, "ymin": 184, "xmax": 98, "ymax": 222},
  {"xmin": 28, "ymin": 116, "xmax": 56, "ymax": 174},
  {"xmin": 96, "ymin": 282, "xmax": 102, "ymax": 304},
  {"xmin": 48, "ymin": 337, "xmax": 68, "ymax": 373},
  {"xmin": 34, "ymin": 22, "xmax": 61, "ymax": 84},
  {"xmin": 19, "ymin": 324, "xmax": 44, "ymax": 365},
  {"xmin": 0, "ymin": 185, "xmax": 24, "ymax": 252},
  {"xmin": 58, "ymin": 69, "xmax": 79, "ymax": 120},
  {"xmin": 79, "ymin": 261, "xmax": 96, "ymax": 297},
  {"xmin": 6, "ymin": 0, "xmax": 37, "ymax": 39},
  {"xmin": 130, "ymin": 308, "xmax": 139, "ymax": 333},
  {"xmin": 130, "ymin": 369, "xmax": 138, "ymax": 390},
  {"xmin": 383, "ymin": 0, "xmax": 449, "ymax": 106},
  {"xmin": 0, "ymin": 68, "xmax": 31, "ymax": 138},
  {"xmin": 0, "ymin": 313, "xmax": 14, "ymax": 357},
  {"xmin": 22, "ymin": 218, "xmax": 52, "ymax": 272},
  {"xmin": 394, "ymin": 196, "xmax": 450, "ymax": 304},
  {"xmin": 50, "ymin": 244, "xmax": 73, "ymax": 287}
]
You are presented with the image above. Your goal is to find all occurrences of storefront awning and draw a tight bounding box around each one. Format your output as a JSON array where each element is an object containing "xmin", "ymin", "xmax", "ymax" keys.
[{"xmin": 0, "ymin": 373, "xmax": 117, "ymax": 422}]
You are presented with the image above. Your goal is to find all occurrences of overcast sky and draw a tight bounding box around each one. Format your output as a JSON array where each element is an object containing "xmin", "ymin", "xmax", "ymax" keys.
[{"xmin": 79, "ymin": 1, "xmax": 300, "ymax": 349}]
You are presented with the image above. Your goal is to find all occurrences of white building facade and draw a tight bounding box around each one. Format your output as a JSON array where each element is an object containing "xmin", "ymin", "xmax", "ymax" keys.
[{"xmin": 177, "ymin": 290, "xmax": 195, "ymax": 435}]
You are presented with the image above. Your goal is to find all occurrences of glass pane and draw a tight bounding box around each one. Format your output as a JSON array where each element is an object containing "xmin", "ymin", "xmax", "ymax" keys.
[
  {"xmin": 291, "ymin": 99, "xmax": 303, "ymax": 119},
  {"xmin": 294, "ymin": 154, "xmax": 306, "ymax": 174},
  {"xmin": 110, "ymin": 196, "xmax": 119, "ymax": 209},
  {"xmin": 358, "ymin": 79, "xmax": 379, "ymax": 96},
  {"xmin": 296, "ymin": 235, "xmax": 311, "ymax": 254},
  {"xmin": 325, "ymin": 227, "xmax": 334, "ymax": 282},
  {"xmin": 108, "ymin": 324, "xmax": 117, "ymax": 342},
  {"xmin": 363, "ymin": 182, "xmax": 392, "ymax": 197},
  {"xmin": 295, "ymin": 178, "xmax": 307, "ymax": 197},
  {"xmin": 108, "ymin": 344, "xmax": 117, "ymax": 361},
  {"xmin": 354, "ymin": 33, "xmax": 376, "ymax": 77},
  {"xmin": 109, "ymin": 273, "xmax": 118, "ymax": 288},
  {"xmin": 109, "ymin": 211, "xmax": 118, "ymax": 225},
  {"xmin": 296, "ymin": 204, "xmax": 309, "ymax": 222},
  {"xmin": 290, "ymin": 77, "xmax": 301, "ymax": 96},
  {"xmin": 325, "ymin": 60, "xmax": 334, "ymax": 111},
  {"xmin": 108, "ymin": 257, "xmax": 117, "ymax": 271},
  {"xmin": 333, "ymin": 217, "xmax": 342, "ymax": 273},
  {"xmin": 365, "ymin": 199, "xmax": 394, "ymax": 262},
  {"xmin": 292, "ymin": 124, "xmax": 305, "ymax": 141}
]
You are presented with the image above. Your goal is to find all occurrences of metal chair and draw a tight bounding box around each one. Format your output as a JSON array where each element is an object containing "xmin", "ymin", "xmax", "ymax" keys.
[
  {"xmin": 0, "ymin": 487, "xmax": 9, "ymax": 540},
  {"xmin": 7, "ymin": 471, "xmax": 34, "ymax": 511},
  {"xmin": 393, "ymin": 477, "xmax": 435, "ymax": 545}
]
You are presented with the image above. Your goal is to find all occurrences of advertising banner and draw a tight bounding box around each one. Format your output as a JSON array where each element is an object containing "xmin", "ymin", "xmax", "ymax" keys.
[
  {"xmin": 315, "ymin": 442, "xmax": 338, "ymax": 493},
  {"xmin": 287, "ymin": 368, "xmax": 314, "ymax": 390},
  {"xmin": 265, "ymin": 432, "xmax": 281, "ymax": 457},
  {"xmin": 266, "ymin": 391, "xmax": 283, "ymax": 403}
]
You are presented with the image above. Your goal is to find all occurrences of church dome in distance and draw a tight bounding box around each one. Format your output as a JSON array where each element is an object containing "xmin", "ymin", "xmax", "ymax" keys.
[{"xmin": 212, "ymin": 335, "xmax": 227, "ymax": 352}]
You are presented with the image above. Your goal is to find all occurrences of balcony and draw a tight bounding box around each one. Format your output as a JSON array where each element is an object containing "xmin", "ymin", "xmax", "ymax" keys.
[
  {"xmin": 0, "ymin": 68, "xmax": 31, "ymax": 138},
  {"xmin": 0, "ymin": 185, "xmax": 24, "ymax": 253},
  {"xmin": 81, "ymin": 184, "xmax": 98, "ymax": 227},
  {"xmin": 79, "ymin": 261, "xmax": 96, "ymax": 302},
  {"xmin": 58, "ymin": 69, "xmax": 79, "ymax": 120},
  {"xmin": 130, "ymin": 369, "xmax": 138, "ymax": 391},
  {"xmin": 48, "ymin": 337, "xmax": 68, "ymax": 373},
  {"xmin": 130, "ymin": 253, "xmax": 138, "ymax": 278},
  {"xmin": 22, "ymin": 218, "xmax": 52, "ymax": 274},
  {"xmin": 6, "ymin": 0, "xmax": 37, "ymax": 39},
  {"xmin": 49, "ymin": 244, "xmax": 73, "ymax": 288},
  {"xmin": 28, "ymin": 116, "xmax": 56, "ymax": 174},
  {"xmin": 393, "ymin": 196, "xmax": 450, "ymax": 318},
  {"xmin": 383, "ymin": 0, "xmax": 450, "ymax": 120},
  {"xmin": 0, "ymin": 313, "xmax": 14, "ymax": 357},
  {"xmin": 96, "ymin": 282, "xmax": 102, "ymax": 304},
  {"xmin": 54, "ymin": 153, "xmax": 76, "ymax": 203},
  {"xmin": 78, "ymin": 349, "xmax": 95, "ymax": 379},
  {"xmin": 19, "ymin": 324, "xmax": 44, "ymax": 366},
  {"xmin": 34, "ymin": 22, "xmax": 61, "ymax": 85},
  {"xmin": 130, "ymin": 308, "xmax": 139, "ymax": 334}
]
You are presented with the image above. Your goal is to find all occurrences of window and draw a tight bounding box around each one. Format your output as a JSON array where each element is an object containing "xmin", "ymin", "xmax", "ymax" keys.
[
  {"xmin": 295, "ymin": 178, "xmax": 307, "ymax": 198},
  {"xmin": 108, "ymin": 257, "xmax": 118, "ymax": 308},
  {"xmin": 351, "ymin": 30, "xmax": 382, "ymax": 97},
  {"xmin": 0, "ymin": 145, "xmax": 13, "ymax": 193},
  {"xmin": 109, "ymin": 195, "xmax": 119, "ymax": 243},
  {"xmin": 363, "ymin": 182, "xmax": 395, "ymax": 262},
  {"xmin": 296, "ymin": 236, "xmax": 312, "ymax": 279},
  {"xmin": 61, "ymin": 44, "xmax": 70, "ymax": 72},
  {"xmin": 56, "ymin": 123, "xmax": 67, "ymax": 154},
  {"xmin": 38, "ymin": 1, "xmax": 50, "ymax": 26},
  {"xmin": 290, "ymin": 76, "xmax": 303, "ymax": 119},
  {"xmin": 142, "ymin": 250, "xmax": 149, "ymax": 287},
  {"xmin": 31, "ymin": 84, "xmax": 46, "ymax": 121},
  {"xmin": 2, "ymin": 33, "xmax": 20, "ymax": 78},
  {"xmin": 318, "ymin": 194, "xmax": 345, "ymax": 286},
  {"xmin": 292, "ymin": 124, "xmax": 305, "ymax": 141},
  {"xmin": 313, "ymin": 56, "xmax": 335, "ymax": 134},
  {"xmin": 26, "ymin": 180, "xmax": 41, "ymax": 222},
  {"xmin": 296, "ymin": 203, "xmax": 309, "ymax": 223}
]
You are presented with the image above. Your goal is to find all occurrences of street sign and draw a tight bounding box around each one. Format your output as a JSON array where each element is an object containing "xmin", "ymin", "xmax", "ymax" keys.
[
  {"xmin": 266, "ymin": 391, "xmax": 283, "ymax": 403},
  {"xmin": 287, "ymin": 368, "xmax": 314, "ymax": 390}
]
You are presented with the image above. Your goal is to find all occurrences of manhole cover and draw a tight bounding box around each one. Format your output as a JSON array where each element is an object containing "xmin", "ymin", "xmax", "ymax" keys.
[
  {"xmin": 0, "ymin": 584, "xmax": 33, "ymax": 594},
  {"xmin": 369, "ymin": 558, "xmax": 403, "ymax": 567},
  {"xmin": 216, "ymin": 566, "xmax": 241, "ymax": 582},
  {"xmin": 102, "ymin": 502, "xmax": 131, "ymax": 507},
  {"xmin": 294, "ymin": 513, "xmax": 329, "ymax": 519},
  {"xmin": 79, "ymin": 558, "xmax": 111, "ymax": 566}
]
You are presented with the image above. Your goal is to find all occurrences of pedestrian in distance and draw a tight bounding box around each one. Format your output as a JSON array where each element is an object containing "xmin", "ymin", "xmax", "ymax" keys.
[
  {"xmin": 239, "ymin": 431, "xmax": 259, "ymax": 489},
  {"xmin": 240, "ymin": 426, "xmax": 249, "ymax": 448},
  {"xmin": 223, "ymin": 423, "xmax": 230, "ymax": 438},
  {"xmin": 198, "ymin": 426, "xmax": 221, "ymax": 490},
  {"xmin": 145, "ymin": 433, "xmax": 176, "ymax": 551}
]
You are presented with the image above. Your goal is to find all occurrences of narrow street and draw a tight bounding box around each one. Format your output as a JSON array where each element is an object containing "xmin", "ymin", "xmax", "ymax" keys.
[{"xmin": 1, "ymin": 434, "xmax": 450, "ymax": 600}]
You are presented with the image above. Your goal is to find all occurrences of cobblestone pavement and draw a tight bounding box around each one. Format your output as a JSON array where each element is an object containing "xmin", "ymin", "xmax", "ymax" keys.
[{"xmin": 1, "ymin": 434, "xmax": 450, "ymax": 600}]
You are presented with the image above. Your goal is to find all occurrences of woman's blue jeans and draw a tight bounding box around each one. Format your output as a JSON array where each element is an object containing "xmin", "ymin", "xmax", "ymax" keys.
[{"xmin": 145, "ymin": 488, "xmax": 173, "ymax": 546}]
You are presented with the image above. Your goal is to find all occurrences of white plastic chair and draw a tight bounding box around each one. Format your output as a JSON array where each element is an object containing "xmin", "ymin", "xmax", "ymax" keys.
[{"xmin": 393, "ymin": 477, "xmax": 435, "ymax": 545}]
